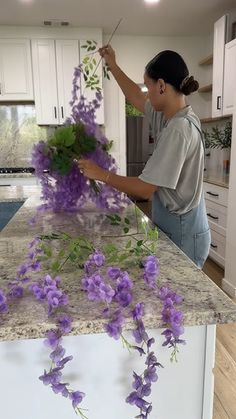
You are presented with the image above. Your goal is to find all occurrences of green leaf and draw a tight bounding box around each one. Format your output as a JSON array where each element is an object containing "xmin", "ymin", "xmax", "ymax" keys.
[
  {"xmin": 119, "ymin": 254, "xmax": 128, "ymax": 262},
  {"xmin": 51, "ymin": 260, "xmax": 61, "ymax": 271},
  {"xmin": 114, "ymin": 214, "xmax": 121, "ymax": 222},
  {"xmin": 125, "ymin": 240, "xmax": 132, "ymax": 249},
  {"xmin": 124, "ymin": 217, "xmax": 130, "ymax": 224},
  {"xmin": 123, "ymin": 227, "xmax": 129, "ymax": 234},
  {"xmin": 53, "ymin": 126, "xmax": 76, "ymax": 147},
  {"xmin": 137, "ymin": 240, "xmax": 143, "ymax": 247}
]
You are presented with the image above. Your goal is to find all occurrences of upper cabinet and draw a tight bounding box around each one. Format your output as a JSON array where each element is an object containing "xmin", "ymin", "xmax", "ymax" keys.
[
  {"xmin": 31, "ymin": 39, "xmax": 80, "ymax": 125},
  {"xmin": 212, "ymin": 15, "xmax": 227, "ymax": 117},
  {"xmin": 31, "ymin": 38, "xmax": 104, "ymax": 126},
  {"xmin": 0, "ymin": 39, "xmax": 33, "ymax": 101},
  {"xmin": 223, "ymin": 38, "xmax": 236, "ymax": 116}
]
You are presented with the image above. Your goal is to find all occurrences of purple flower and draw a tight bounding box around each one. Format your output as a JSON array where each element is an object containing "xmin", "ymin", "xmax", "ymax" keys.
[
  {"xmin": 132, "ymin": 320, "xmax": 148, "ymax": 344},
  {"xmin": 116, "ymin": 271, "xmax": 133, "ymax": 291},
  {"xmin": 30, "ymin": 261, "xmax": 41, "ymax": 272},
  {"xmin": 107, "ymin": 267, "xmax": 121, "ymax": 280},
  {"xmin": 69, "ymin": 390, "xmax": 85, "ymax": 409},
  {"xmin": 145, "ymin": 352, "xmax": 157, "ymax": 367},
  {"xmin": 39, "ymin": 367, "xmax": 62, "ymax": 385},
  {"xmin": 57, "ymin": 355, "xmax": 73, "ymax": 368},
  {"xmin": 17, "ymin": 263, "xmax": 29, "ymax": 276},
  {"xmin": 50, "ymin": 345, "xmax": 66, "ymax": 364},
  {"xmin": 105, "ymin": 310, "xmax": 124, "ymax": 340},
  {"xmin": 44, "ymin": 330, "xmax": 62, "ymax": 350},
  {"xmin": 144, "ymin": 366, "xmax": 158, "ymax": 383},
  {"xmin": 28, "ymin": 237, "xmax": 40, "ymax": 249},
  {"xmin": 93, "ymin": 251, "xmax": 105, "ymax": 267},
  {"xmin": 30, "ymin": 283, "xmax": 46, "ymax": 300},
  {"xmin": 0, "ymin": 289, "xmax": 8, "ymax": 313},
  {"xmin": 47, "ymin": 289, "xmax": 69, "ymax": 311},
  {"xmin": 9, "ymin": 285, "xmax": 24, "ymax": 298},
  {"xmin": 132, "ymin": 372, "xmax": 143, "ymax": 390},
  {"xmin": 52, "ymin": 383, "xmax": 69, "ymax": 397},
  {"xmin": 57, "ymin": 314, "xmax": 72, "ymax": 334},
  {"xmin": 115, "ymin": 289, "xmax": 132, "ymax": 307},
  {"xmin": 131, "ymin": 303, "xmax": 145, "ymax": 320},
  {"xmin": 143, "ymin": 256, "xmax": 160, "ymax": 289}
]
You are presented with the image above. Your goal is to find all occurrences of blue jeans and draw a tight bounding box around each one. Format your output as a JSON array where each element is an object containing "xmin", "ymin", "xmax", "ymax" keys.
[{"xmin": 152, "ymin": 193, "xmax": 211, "ymax": 268}]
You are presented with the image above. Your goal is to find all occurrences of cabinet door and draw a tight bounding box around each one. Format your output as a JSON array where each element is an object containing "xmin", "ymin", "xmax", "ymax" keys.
[
  {"xmin": 0, "ymin": 39, "xmax": 33, "ymax": 101},
  {"xmin": 79, "ymin": 40, "xmax": 104, "ymax": 125},
  {"xmin": 31, "ymin": 39, "xmax": 59, "ymax": 125},
  {"xmin": 212, "ymin": 15, "xmax": 227, "ymax": 117},
  {"xmin": 55, "ymin": 40, "xmax": 80, "ymax": 124},
  {"xmin": 223, "ymin": 38, "xmax": 236, "ymax": 116}
]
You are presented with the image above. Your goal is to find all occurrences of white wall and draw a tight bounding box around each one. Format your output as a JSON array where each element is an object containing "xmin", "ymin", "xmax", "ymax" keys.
[{"xmin": 103, "ymin": 34, "xmax": 212, "ymax": 173}]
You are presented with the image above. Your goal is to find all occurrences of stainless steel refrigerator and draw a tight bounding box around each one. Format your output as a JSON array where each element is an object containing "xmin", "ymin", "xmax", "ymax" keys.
[{"xmin": 126, "ymin": 115, "xmax": 154, "ymax": 177}]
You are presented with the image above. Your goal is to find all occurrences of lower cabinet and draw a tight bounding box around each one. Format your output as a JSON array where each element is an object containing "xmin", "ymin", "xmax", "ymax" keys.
[{"xmin": 204, "ymin": 181, "xmax": 228, "ymax": 267}]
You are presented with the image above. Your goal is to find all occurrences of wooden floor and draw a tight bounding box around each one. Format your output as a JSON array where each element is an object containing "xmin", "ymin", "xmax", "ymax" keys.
[
  {"xmin": 203, "ymin": 259, "xmax": 236, "ymax": 419},
  {"xmin": 136, "ymin": 202, "xmax": 236, "ymax": 419}
]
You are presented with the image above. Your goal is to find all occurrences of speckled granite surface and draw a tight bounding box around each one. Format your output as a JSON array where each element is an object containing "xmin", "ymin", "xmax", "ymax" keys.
[{"xmin": 0, "ymin": 186, "xmax": 236, "ymax": 342}]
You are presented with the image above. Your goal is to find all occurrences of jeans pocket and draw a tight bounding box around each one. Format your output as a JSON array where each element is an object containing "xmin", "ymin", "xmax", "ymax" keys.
[{"xmin": 194, "ymin": 228, "xmax": 211, "ymax": 268}]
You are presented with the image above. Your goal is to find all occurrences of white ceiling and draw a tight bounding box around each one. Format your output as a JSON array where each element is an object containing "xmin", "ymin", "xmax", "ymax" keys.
[{"xmin": 0, "ymin": 0, "xmax": 235, "ymax": 36}]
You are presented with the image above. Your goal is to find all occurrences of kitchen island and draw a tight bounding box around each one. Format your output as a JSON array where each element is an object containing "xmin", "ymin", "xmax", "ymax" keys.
[{"xmin": 0, "ymin": 186, "xmax": 236, "ymax": 419}]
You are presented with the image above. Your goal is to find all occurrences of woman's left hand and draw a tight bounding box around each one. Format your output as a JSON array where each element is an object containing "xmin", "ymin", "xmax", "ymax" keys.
[{"xmin": 75, "ymin": 159, "xmax": 106, "ymax": 181}]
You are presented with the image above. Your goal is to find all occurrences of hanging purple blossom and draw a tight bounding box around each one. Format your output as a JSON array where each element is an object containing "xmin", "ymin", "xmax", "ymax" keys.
[{"xmin": 32, "ymin": 65, "xmax": 129, "ymax": 213}]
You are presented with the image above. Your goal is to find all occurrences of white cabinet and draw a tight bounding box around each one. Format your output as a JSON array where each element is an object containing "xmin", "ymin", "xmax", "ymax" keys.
[
  {"xmin": 204, "ymin": 181, "xmax": 228, "ymax": 267},
  {"xmin": 55, "ymin": 40, "xmax": 80, "ymax": 124},
  {"xmin": 223, "ymin": 38, "xmax": 236, "ymax": 116},
  {"xmin": 212, "ymin": 15, "xmax": 227, "ymax": 117},
  {"xmin": 31, "ymin": 39, "xmax": 79, "ymax": 125},
  {"xmin": 0, "ymin": 39, "xmax": 33, "ymax": 101},
  {"xmin": 32, "ymin": 39, "xmax": 104, "ymax": 126}
]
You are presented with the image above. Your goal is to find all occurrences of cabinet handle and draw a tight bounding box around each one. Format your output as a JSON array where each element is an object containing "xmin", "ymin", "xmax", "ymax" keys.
[
  {"xmin": 61, "ymin": 106, "xmax": 64, "ymax": 119},
  {"xmin": 0, "ymin": 83, "xmax": 1, "ymax": 95},
  {"xmin": 206, "ymin": 191, "xmax": 219, "ymax": 197},
  {"xmin": 54, "ymin": 106, "xmax": 57, "ymax": 119},
  {"xmin": 207, "ymin": 213, "xmax": 219, "ymax": 220},
  {"xmin": 210, "ymin": 243, "xmax": 218, "ymax": 249},
  {"xmin": 217, "ymin": 96, "xmax": 221, "ymax": 110}
]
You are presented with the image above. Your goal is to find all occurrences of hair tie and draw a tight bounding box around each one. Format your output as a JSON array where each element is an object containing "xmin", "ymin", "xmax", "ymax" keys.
[{"xmin": 180, "ymin": 75, "xmax": 191, "ymax": 89}]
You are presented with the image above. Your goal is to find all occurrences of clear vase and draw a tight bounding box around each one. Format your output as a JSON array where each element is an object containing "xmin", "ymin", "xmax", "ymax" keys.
[{"xmin": 222, "ymin": 148, "xmax": 230, "ymax": 175}]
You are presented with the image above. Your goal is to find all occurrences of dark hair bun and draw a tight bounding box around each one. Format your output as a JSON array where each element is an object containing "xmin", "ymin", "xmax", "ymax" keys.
[{"xmin": 180, "ymin": 76, "xmax": 199, "ymax": 96}]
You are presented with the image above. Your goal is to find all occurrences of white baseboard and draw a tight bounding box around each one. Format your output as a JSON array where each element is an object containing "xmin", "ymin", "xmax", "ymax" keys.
[{"xmin": 222, "ymin": 277, "xmax": 236, "ymax": 298}]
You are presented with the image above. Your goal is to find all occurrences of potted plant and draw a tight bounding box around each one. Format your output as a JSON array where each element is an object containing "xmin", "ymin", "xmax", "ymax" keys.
[{"xmin": 203, "ymin": 120, "xmax": 232, "ymax": 175}]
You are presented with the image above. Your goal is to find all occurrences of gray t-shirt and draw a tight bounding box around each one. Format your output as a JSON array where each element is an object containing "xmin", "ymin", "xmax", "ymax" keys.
[{"xmin": 139, "ymin": 100, "xmax": 204, "ymax": 215}]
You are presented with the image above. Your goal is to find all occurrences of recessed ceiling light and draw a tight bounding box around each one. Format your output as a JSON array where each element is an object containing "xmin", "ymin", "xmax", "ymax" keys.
[{"xmin": 145, "ymin": 0, "xmax": 160, "ymax": 3}]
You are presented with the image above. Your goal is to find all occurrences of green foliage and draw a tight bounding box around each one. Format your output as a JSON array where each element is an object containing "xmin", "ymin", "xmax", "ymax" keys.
[
  {"xmin": 125, "ymin": 103, "xmax": 143, "ymax": 117},
  {"xmin": 36, "ymin": 209, "xmax": 159, "ymax": 275},
  {"xmin": 47, "ymin": 124, "xmax": 97, "ymax": 175},
  {"xmin": 203, "ymin": 121, "xmax": 232, "ymax": 149}
]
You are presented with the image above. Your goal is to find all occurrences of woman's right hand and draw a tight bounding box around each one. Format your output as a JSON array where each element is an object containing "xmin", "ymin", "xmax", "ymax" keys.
[{"xmin": 99, "ymin": 44, "xmax": 116, "ymax": 69}]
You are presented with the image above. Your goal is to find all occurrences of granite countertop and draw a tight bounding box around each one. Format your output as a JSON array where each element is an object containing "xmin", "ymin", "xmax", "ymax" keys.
[
  {"xmin": 0, "ymin": 185, "xmax": 40, "ymax": 202},
  {"xmin": 0, "ymin": 186, "xmax": 236, "ymax": 342}
]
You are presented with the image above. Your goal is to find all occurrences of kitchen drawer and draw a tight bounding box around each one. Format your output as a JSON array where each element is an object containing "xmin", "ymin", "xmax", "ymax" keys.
[
  {"xmin": 209, "ymin": 230, "xmax": 226, "ymax": 268},
  {"xmin": 203, "ymin": 182, "xmax": 228, "ymax": 207},
  {"xmin": 205, "ymin": 199, "xmax": 227, "ymax": 235}
]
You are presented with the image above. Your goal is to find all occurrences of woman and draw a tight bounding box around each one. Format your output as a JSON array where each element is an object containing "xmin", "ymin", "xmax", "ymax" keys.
[{"xmin": 77, "ymin": 46, "xmax": 211, "ymax": 268}]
